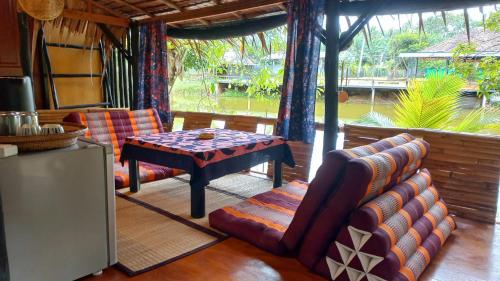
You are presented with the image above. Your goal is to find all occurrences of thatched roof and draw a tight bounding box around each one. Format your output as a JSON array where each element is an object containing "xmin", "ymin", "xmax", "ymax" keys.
[
  {"xmin": 26, "ymin": 0, "xmax": 500, "ymax": 49},
  {"xmin": 400, "ymin": 29, "xmax": 500, "ymax": 59},
  {"xmin": 54, "ymin": 0, "xmax": 500, "ymax": 28},
  {"xmin": 422, "ymin": 29, "xmax": 500, "ymax": 53}
]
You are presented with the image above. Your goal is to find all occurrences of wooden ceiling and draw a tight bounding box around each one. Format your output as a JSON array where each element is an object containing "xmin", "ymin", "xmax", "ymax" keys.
[
  {"xmin": 61, "ymin": 0, "xmax": 500, "ymax": 31},
  {"xmin": 81, "ymin": 0, "xmax": 288, "ymax": 28}
]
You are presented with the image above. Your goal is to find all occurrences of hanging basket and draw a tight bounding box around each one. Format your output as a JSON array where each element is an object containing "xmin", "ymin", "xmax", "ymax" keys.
[{"xmin": 17, "ymin": 0, "xmax": 65, "ymax": 21}]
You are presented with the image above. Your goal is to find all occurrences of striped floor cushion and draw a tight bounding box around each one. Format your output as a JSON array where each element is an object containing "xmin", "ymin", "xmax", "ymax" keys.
[
  {"xmin": 114, "ymin": 162, "xmax": 184, "ymax": 189},
  {"xmin": 321, "ymin": 169, "xmax": 456, "ymax": 281},
  {"xmin": 64, "ymin": 109, "xmax": 185, "ymax": 189},
  {"xmin": 209, "ymin": 180, "xmax": 309, "ymax": 255}
]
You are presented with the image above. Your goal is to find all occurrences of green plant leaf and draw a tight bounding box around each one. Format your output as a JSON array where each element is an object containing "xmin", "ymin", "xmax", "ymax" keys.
[
  {"xmin": 451, "ymin": 107, "xmax": 500, "ymax": 133},
  {"xmin": 357, "ymin": 112, "xmax": 395, "ymax": 127},
  {"xmin": 394, "ymin": 74, "xmax": 464, "ymax": 129}
]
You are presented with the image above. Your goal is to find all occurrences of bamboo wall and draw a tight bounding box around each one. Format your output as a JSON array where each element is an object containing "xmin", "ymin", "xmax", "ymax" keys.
[{"xmin": 344, "ymin": 124, "xmax": 500, "ymax": 224}]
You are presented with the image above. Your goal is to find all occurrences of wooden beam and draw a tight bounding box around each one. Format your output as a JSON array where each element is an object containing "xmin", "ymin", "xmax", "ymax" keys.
[
  {"xmin": 41, "ymin": 28, "xmax": 60, "ymax": 109},
  {"xmin": 323, "ymin": 0, "xmax": 340, "ymax": 155},
  {"xmin": 338, "ymin": 0, "xmax": 391, "ymax": 50},
  {"xmin": 130, "ymin": 23, "xmax": 140, "ymax": 110},
  {"xmin": 62, "ymin": 10, "xmax": 129, "ymax": 27},
  {"xmin": 86, "ymin": 0, "xmax": 128, "ymax": 18},
  {"xmin": 108, "ymin": 0, "xmax": 155, "ymax": 17},
  {"xmin": 157, "ymin": 0, "xmax": 210, "ymax": 25},
  {"xmin": 158, "ymin": 0, "xmax": 182, "ymax": 11},
  {"xmin": 138, "ymin": 0, "xmax": 287, "ymax": 24},
  {"xmin": 97, "ymin": 23, "xmax": 131, "ymax": 61},
  {"xmin": 167, "ymin": 14, "xmax": 286, "ymax": 40},
  {"xmin": 339, "ymin": 0, "xmax": 498, "ymax": 16}
]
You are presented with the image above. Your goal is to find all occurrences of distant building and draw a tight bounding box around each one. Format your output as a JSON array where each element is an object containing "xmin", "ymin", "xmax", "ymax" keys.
[{"xmin": 400, "ymin": 29, "xmax": 500, "ymax": 60}]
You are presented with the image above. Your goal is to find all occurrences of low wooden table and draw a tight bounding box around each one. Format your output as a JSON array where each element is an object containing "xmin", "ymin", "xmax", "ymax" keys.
[{"xmin": 120, "ymin": 128, "xmax": 295, "ymax": 218}]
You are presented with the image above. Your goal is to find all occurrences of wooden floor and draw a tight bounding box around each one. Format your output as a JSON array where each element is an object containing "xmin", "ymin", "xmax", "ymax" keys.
[{"xmin": 82, "ymin": 217, "xmax": 499, "ymax": 281}]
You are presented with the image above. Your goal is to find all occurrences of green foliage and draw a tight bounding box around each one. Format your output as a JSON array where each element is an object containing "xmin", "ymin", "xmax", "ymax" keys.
[
  {"xmin": 359, "ymin": 74, "xmax": 498, "ymax": 133},
  {"xmin": 452, "ymin": 107, "xmax": 500, "ymax": 132},
  {"xmin": 486, "ymin": 11, "xmax": 500, "ymax": 32},
  {"xmin": 450, "ymin": 43, "xmax": 478, "ymax": 81},
  {"xmin": 449, "ymin": 10, "xmax": 500, "ymax": 100},
  {"xmin": 359, "ymin": 112, "xmax": 395, "ymax": 127},
  {"xmin": 246, "ymin": 67, "xmax": 283, "ymax": 97},
  {"xmin": 389, "ymin": 32, "xmax": 429, "ymax": 55},
  {"xmin": 477, "ymin": 57, "xmax": 500, "ymax": 99},
  {"xmin": 394, "ymin": 74, "xmax": 465, "ymax": 129}
]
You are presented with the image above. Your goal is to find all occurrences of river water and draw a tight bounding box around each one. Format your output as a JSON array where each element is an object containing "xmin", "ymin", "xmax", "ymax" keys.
[{"xmin": 171, "ymin": 93, "xmax": 397, "ymax": 123}]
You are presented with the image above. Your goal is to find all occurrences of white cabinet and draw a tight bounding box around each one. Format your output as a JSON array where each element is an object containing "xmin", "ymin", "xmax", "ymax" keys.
[{"xmin": 0, "ymin": 141, "xmax": 116, "ymax": 281}]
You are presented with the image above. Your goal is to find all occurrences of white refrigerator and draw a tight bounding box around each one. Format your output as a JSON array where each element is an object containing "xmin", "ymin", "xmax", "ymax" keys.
[{"xmin": 0, "ymin": 139, "xmax": 117, "ymax": 281}]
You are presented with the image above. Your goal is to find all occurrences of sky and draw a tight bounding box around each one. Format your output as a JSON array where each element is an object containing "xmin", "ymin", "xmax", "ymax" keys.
[{"xmin": 338, "ymin": 4, "xmax": 499, "ymax": 32}]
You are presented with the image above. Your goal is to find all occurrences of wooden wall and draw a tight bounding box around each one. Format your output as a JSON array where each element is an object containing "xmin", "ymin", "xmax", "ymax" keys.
[
  {"xmin": 0, "ymin": 0, "xmax": 22, "ymax": 77},
  {"xmin": 43, "ymin": 26, "xmax": 104, "ymax": 108},
  {"xmin": 344, "ymin": 124, "xmax": 500, "ymax": 224}
]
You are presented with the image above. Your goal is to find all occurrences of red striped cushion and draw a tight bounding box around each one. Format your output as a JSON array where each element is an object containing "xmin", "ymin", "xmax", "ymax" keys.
[
  {"xmin": 321, "ymin": 168, "xmax": 456, "ymax": 281},
  {"xmin": 114, "ymin": 162, "xmax": 183, "ymax": 188},
  {"xmin": 281, "ymin": 133, "xmax": 416, "ymax": 252},
  {"xmin": 209, "ymin": 180, "xmax": 308, "ymax": 255},
  {"xmin": 64, "ymin": 109, "xmax": 164, "ymax": 160},
  {"xmin": 299, "ymin": 139, "xmax": 430, "ymax": 271}
]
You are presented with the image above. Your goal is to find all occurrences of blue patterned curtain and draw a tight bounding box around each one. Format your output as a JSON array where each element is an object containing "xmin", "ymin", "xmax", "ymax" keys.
[
  {"xmin": 135, "ymin": 22, "xmax": 172, "ymax": 123},
  {"xmin": 276, "ymin": 0, "xmax": 325, "ymax": 144}
]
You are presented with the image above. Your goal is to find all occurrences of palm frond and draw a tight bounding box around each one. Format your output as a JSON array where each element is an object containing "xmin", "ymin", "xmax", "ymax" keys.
[
  {"xmin": 420, "ymin": 74, "xmax": 465, "ymax": 99},
  {"xmin": 357, "ymin": 112, "xmax": 395, "ymax": 127},
  {"xmin": 452, "ymin": 107, "xmax": 500, "ymax": 133},
  {"xmin": 394, "ymin": 74, "xmax": 464, "ymax": 129}
]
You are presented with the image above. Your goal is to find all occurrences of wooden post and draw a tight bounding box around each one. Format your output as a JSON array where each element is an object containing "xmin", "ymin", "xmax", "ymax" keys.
[
  {"xmin": 130, "ymin": 23, "xmax": 140, "ymax": 110},
  {"xmin": 40, "ymin": 28, "xmax": 59, "ymax": 109},
  {"xmin": 371, "ymin": 80, "xmax": 376, "ymax": 112},
  {"xmin": 323, "ymin": 0, "xmax": 340, "ymax": 156},
  {"xmin": 17, "ymin": 13, "xmax": 32, "ymax": 78},
  {"xmin": 36, "ymin": 28, "xmax": 50, "ymax": 109},
  {"xmin": 415, "ymin": 58, "xmax": 419, "ymax": 78}
]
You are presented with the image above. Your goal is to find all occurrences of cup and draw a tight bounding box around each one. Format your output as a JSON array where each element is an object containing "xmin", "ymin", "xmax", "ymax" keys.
[
  {"xmin": 0, "ymin": 112, "xmax": 21, "ymax": 136},
  {"xmin": 41, "ymin": 124, "xmax": 65, "ymax": 135},
  {"xmin": 16, "ymin": 123, "xmax": 41, "ymax": 136},
  {"xmin": 19, "ymin": 112, "xmax": 39, "ymax": 127}
]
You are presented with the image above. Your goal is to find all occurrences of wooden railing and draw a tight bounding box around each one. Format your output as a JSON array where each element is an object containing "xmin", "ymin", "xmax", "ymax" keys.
[
  {"xmin": 344, "ymin": 124, "xmax": 500, "ymax": 224},
  {"xmin": 39, "ymin": 109, "xmax": 500, "ymax": 223},
  {"xmin": 172, "ymin": 111, "xmax": 322, "ymax": 182}
]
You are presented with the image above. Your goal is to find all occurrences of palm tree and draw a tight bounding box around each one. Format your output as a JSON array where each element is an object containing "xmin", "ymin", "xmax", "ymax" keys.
[{"xmin": 359, "ymin": 74, "xmax": 500, "ymax": 133}]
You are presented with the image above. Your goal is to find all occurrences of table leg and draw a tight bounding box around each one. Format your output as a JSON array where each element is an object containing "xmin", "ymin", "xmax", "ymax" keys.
[
  {"xmin": 273, "ymin": 160, "xmax": 282, "ymax": 188},
  {"xmin": 129, "ymin": 159, "xmax": 141, "ymax": 193},
  {"xmin": 191, "ymin": 183, "xmax": 206, "ymax": 218}
]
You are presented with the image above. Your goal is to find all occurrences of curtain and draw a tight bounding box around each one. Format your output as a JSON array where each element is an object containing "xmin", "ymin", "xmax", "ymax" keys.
[
  {"xmin": 135, "ymin": 21, "xmax": 172, "ymax": 123},
  {"xmin": 276, "ymin": 0, "xmax": 325, "ymax": 144}
]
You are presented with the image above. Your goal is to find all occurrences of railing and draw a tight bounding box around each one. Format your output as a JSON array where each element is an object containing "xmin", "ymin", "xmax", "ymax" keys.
[
  {"xmin": 38, "ymin": 109, "xmax": 325, "ymax": 182},
  {"xmin": 344, "ymin": 124, "xmax": 500, "ymax": 224},
  {"xmin": 172, "ymin": 111, "xmax": 324, "ymax": 182}
]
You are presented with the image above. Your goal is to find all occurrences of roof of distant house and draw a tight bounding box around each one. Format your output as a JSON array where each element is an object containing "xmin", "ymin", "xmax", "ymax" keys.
[{"xmin": 400, "ymin": 29, "xmax": 500, "ymax": 59}]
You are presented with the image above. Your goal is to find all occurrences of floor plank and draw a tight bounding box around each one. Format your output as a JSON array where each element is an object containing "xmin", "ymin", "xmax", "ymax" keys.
[{"xmin": 81, "ymin": 217, "xmax": 499, "ymax": 281}]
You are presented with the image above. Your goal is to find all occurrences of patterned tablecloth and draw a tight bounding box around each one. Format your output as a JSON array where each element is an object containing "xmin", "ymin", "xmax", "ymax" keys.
[
  {"xmin": 120, "ymin": 128, "xmax": 295, "ymax": 218},
  {"xmin": 122, "ymin": 128, "xmax": 289, "ymax": 167},
  {"xmin": 120, "ymin": 128, "xmax": 295, "ymax": 185}
]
